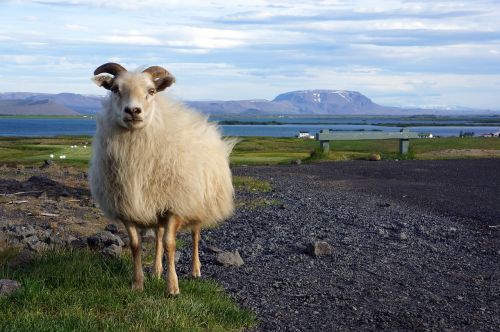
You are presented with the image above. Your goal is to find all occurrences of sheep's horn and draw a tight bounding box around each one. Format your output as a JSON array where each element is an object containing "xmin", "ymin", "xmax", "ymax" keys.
[
  {"xmin": 142, "ymin": 66, "xmax": 170, "ymax": 80},
  {"xmin": 94, "ymin": 63, "xmax": 127, "ymax": 76}
]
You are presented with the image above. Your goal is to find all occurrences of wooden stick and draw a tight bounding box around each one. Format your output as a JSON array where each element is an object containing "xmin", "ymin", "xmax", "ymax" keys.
[
  {"xmin": 0, "ymin": 190, "xmax": 43, "ymax": 196},
  {"xmin": 40, "ymin": 212, "xmax": 59, "ymax": 217}
]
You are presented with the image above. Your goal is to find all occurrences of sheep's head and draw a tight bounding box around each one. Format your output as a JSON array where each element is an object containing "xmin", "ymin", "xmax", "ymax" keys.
[{"xmin": 93, "ymin": 62, "xmax": 175, "ymax": 130}]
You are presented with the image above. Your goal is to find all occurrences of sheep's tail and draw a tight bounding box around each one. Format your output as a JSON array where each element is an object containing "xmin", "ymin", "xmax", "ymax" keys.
[{"xmin": 223, "ymin": 137, "xmax": 240, "ymax": 156}]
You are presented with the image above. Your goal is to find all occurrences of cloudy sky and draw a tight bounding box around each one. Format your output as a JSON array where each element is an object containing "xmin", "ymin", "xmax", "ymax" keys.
[{"xmin": 1, "ymin": 0, "xmax": 499, "ymax": 109}]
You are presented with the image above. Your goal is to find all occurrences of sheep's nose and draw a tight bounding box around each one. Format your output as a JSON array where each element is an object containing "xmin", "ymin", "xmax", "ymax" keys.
[{"xmin": 124, "ymin": 107, "xmax": 142, "ymax": 115}]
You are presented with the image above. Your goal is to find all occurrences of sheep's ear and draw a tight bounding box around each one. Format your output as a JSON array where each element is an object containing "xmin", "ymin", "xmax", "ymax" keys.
[
  {"xmin": 154, "ymin": 74, "xmax": 176, "ymax": 92},
  {"xmin": 92, "ymin": 75, "xmax": 114, "ymax": 90}
]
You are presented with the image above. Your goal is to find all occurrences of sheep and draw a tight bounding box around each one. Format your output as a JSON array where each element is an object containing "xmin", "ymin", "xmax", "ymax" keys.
[{"xmin": 90, "ymin": 62, "xmax": 236, "ymax": 295}]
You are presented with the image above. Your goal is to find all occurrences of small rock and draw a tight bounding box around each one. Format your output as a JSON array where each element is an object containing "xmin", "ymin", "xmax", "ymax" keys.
[
  {"xmin": 369, "ymin": 153, "xmax": 381, "ymax": 161},
  {"xmin": 87, "ymin": 231, "xmax": 124, "ymax": 249},
  {"xmin": 216, "ymin": 250, "xmax": 244, "ymax": 267},
  {"xmin": 105, "ymin": 223, "xmax": 119, "ymax": 234},
  {"xmin": 22, "ymin": 234, "xmax": 39, "ymax": 246},
  {"xmin": 47, "ymin": 235, "xmax": 65, "ymax": 247},
  {"xmin": 0, "ymin": 279, "xmax": 21, "ymax": 296},
  {"xmin": 7, "ymin": 224, "xmax": 36, "ymax": 239},
  {"xmin": 280, "ymin": 204, "xmax": 287, "ymax": 209},
  {"xmin": 399, "ymin": 232, "xmax": 408, "ymax": 240},
  {"xmin": 141, "ymin": 229, "xmax": 156, "ymax": 243},
  {"xmin": 306, "ymin": 241, "xmax": 332, "ymax": 257},
  {"xmin": 101, "ymin": 244, "xmax": 122, "ymax": 258},
  {"xmin": 70, "ymin": 237, "xmax": 88, "ymax": 249},
  {"xmin": 29, "ymin": 241, "xmax": 49, "ymax": 252},
  {"xmin": 60, "ymin": 190, "xmax": 70, "ymax": 197},
  {"xmin": 291, "ymin": 159, "xmax": 302, "ymax": 165}
]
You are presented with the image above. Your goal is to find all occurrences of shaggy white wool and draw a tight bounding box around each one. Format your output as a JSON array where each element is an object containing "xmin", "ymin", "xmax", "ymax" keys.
[{"xmin": 90, "ymin": 94, "xmax": 236, "ymax": 228}]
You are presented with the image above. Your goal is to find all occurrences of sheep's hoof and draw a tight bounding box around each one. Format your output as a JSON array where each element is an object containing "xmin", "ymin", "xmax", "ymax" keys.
[
  {"xmin": 131, "ymin": 281, "xmax": 144, "ymax": 291},
  {"xmin": 167, "ymin": 283, "xmax": 180, "ymax": 296},
  {"xmin": 191, "ymin": 270, "xmax": 201, "ymax": 278}
]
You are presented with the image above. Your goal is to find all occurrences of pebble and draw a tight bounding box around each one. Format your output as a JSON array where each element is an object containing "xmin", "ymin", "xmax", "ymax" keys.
[
  {"xmin": 216, "ymin": 250, "xmax": 244, "ymax": 267},
  {"xmin": 0, "ymin": 279, "xmax": 21, "ymax": 296}
]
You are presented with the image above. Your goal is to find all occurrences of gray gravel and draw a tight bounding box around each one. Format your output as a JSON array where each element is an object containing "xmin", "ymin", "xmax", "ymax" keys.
[{"xmin": 175, "ymin": 159, "xmax": 499, "ymax": 331}]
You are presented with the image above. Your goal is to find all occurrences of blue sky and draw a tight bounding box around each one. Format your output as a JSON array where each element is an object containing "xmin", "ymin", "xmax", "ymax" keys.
[{"xmin": 0, "ymin": 0, "xmax": 499, "ymax": 109}]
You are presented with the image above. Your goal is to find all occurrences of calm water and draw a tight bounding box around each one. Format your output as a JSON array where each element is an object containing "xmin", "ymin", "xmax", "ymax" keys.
[{"xmin": 0, "ymin": 117, "xmax": 499, "ymax": 137}]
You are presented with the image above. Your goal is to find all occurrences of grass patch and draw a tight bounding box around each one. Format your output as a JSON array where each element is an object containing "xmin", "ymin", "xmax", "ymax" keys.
[
  {"xmin": 1, "ymin": 136, "xmax": 499, "ymax": 169},
  {"xmin": 0, "ymin": 250, "xmax": 255, "ymax": 331},
  {"xmin": 233, "ymin": 176, "xmax": 272, "ymax": 192}
]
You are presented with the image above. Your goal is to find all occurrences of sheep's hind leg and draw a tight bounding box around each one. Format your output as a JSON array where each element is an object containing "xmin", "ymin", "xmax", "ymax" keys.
[
  {"xmin": 153, "ymin": 218, "xmax": 167, "ymax": 279},
  {"xmin": 124, "ymin": 222, "xmax": 144, "ymax": 291},
  {"xmin": 164, "ymin": 215, "xmax": 181, "ymax": 295},
  {"xmin": 191, "ymin": 223, "xmax": 201, "ymax": 278}
]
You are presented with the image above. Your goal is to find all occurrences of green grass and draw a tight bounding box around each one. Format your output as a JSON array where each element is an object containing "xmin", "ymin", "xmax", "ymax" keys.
[
  {"xmin": 233, "ymin": 176, "xmax": 272, "ymax": 192},
  {"xmin": 1, "ymin": 136, "xmax": 499, "ymax": 169},
  {"xmin": 0, "ymin": 249, "xmax": 255, "ymax": 332}
]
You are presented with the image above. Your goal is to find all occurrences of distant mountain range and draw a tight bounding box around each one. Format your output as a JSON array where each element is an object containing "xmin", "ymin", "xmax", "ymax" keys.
[{"xmin": 0, "ymin": 90, "xmax": 495, "ymax": 116}]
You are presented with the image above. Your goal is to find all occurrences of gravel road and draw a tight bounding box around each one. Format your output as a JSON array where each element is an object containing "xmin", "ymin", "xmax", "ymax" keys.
[{"xmin": 184, "ymin": 159, "xmax": 500, "ymax": 331}]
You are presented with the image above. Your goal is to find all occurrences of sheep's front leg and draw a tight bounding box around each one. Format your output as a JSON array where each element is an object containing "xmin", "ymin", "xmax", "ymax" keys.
[
  {"xmin": 124, "ymin": 222, "xmax": 144, "ymax": 291},
  {"xmin": 191, "ymin": 224, "xmax": 201, "ymax": 278},
  {"xmin": 153, "ymin": 219, "xmax": 167, "ymax": 279},
  {"xmin": 164, "ymin": 215, "xmax": 181, "ymax": 295}
]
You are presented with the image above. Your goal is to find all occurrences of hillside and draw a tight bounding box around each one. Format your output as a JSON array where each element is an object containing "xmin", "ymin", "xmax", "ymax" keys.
[{"xmin": 0, "ymin": 99, "xmax": 79, "ymax": 116}]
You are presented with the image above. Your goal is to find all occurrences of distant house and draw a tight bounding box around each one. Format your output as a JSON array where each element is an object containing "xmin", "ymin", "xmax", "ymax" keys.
[
  {"xmin": 297, "ymin": 131, "xmax": 314, "ymax": 139},
  {"xmin": 418, "ymin": 133, "xmax": 433, "ymax": 138},
  {"xmin": 493, "ymin": 131, "xmax": 500, "ymax": 137}
]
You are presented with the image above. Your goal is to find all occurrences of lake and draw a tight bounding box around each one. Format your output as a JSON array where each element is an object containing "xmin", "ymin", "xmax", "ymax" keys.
[{"xmin": 0, "ymin": 117, "xmax": 499, "ymax": 137}]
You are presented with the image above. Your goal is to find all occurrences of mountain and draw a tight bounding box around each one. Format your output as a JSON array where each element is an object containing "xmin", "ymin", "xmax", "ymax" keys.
[
  {"xmin": 0, "ymin": 90, "xmax": 494, "ymax": 116},
  {"xmin": 0, "ymin": 92, "xmax": 102, "ymax": 115},
  {"xmin": 0, "ymin": 99, "xmax": 79, "ymax": 116}
]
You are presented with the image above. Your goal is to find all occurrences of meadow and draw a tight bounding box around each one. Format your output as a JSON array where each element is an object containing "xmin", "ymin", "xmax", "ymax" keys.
[{"xmin": 0, "ymin": 136, "xmax": 499, "ymax": 168}]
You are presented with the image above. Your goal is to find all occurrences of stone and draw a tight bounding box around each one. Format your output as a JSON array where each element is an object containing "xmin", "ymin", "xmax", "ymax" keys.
[
  {"xmin": 22, "ymin": 234, "xmax": 39, "ymax": 246},
  {"xmin": 105, "ymin": 223, "xmax": 118, "ymax": 234},
  {"xmin": 399, "ymin": 232, "xmax": 409, "ymax": 241},
  {"xmin": 87, "ymin": 231, "xmax": 124, "ymax": 249},
  {"xmin": 216, "ymin": 250, "xmax": 244, "ymax": 267},
  {"xmin": 369, "ymin": 153, "xmax": 381, "ymax": 161},
  {"xmin": 28, "ymin": 241, "xmax": 49, "ymax": 252},
  {"xmin": 69, "ymin": 237, "xmax": 88, "ymax": 249},
  {"xmin": 7, "ymin": 224, "xmax": 36, "ymax": 239},
  {"xmin": 291, "ymin": 159, "xmax": 302, "ymax": 165},
  {"xmin": 47, "ymin": 235, "xmax": 65, "ymax": 247},
  {"xmin": 306, "ymin": 241, "xmax": 332, "ymax": 257},
  {"xmin": 101, "ymin": 244, "xmax": 122, "ymax": 258},
  {"xmin": 0, "ymin": 279, "xmax": 21, "ymax": 296}
]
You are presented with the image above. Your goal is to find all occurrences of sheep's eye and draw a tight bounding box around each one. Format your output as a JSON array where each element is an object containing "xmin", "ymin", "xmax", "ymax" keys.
[{"xmin": 148, "ymin": 89, "xmax": 156, "ymax": 96}]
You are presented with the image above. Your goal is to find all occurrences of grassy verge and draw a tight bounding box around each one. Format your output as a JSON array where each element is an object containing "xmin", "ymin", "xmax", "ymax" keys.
[
  {"xmin": 1, "ymin": 136, "xmax": 499, "ymax": 168},
  {"xmin": 0, "ymin": 249, "xmax": 255, "ymax": 331},
  {"xmin": 233, "ymin": 175, "xmax": 272, "ymax": 192}
]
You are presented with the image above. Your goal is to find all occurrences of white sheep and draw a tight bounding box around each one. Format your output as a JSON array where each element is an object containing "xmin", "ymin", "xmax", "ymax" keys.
[{"xmin": 90, "ymin": 63, "xmax": 236, "ymax": 295}]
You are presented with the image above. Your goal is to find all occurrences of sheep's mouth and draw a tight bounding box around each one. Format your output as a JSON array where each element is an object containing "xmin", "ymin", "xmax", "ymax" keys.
[{"xmin": 124, "ymin": 118, "xmax": 143, "ymax": 123}]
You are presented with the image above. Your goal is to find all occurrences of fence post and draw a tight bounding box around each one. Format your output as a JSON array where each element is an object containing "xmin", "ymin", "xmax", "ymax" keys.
[
  {"xmin": 399, "ymin": 139, "xmax": 409, "ymax": 154},
  {"xmin": 320, "ymin": 140, "xmax": 330, "ymax": 154}
]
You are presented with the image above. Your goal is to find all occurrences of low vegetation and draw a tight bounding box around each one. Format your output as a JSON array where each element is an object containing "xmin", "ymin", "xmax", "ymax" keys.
[
  {"xmin": 0, "ymin": 136, "xmax": 499, "ymax": 168},
  {"xmin": 0, "ymin": 249, "xmax": 255, "ymax": 331}
]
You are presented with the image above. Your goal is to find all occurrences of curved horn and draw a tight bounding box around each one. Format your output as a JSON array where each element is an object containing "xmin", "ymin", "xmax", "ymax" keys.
[
  {"xmin": 143, "ymin": 65, "xmax": 176, "ymax": 91},
  {"xmin": 142, "ymin": 66, "xmax": 170, "ymax": 79},
  {"xmin": 94, "ymin": 63, "xmax": 127, "ymax": 76}
]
